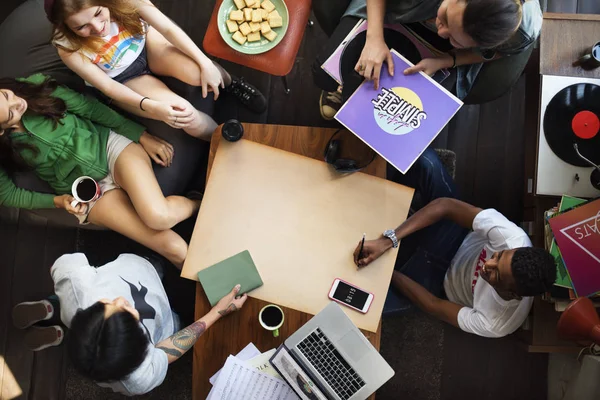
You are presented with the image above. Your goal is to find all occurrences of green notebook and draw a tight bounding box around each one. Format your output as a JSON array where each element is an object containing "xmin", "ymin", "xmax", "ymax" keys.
[{"xmin": 198, "ymin": 250, "xmax": 264, "ymax": 306}]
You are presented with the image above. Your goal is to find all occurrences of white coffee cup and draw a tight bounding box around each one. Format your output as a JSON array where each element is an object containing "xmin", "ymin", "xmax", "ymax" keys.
[
  {"xmin": 70, "ymin": 176, "xmax": 101, "ymax": 208},
  {"xmin": 259, "ymin": 304, "xmax": 285, "ymax": 337}
]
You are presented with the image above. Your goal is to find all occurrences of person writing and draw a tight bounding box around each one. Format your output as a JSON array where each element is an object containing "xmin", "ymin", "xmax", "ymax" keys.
[
  {"xmin": 313, "ymin": 0, "xmax": 541, "ymax": 119},
  {"xmin": 353, "ymin": 150, "xmax": 556, "ymax": 338},
  {"xmin": 46, "ymin": 0, "xmax": 267, "ymax": 140},
  {"xmin": 12, "ymin": 253, "xmax": 247, "ymax": 395}
]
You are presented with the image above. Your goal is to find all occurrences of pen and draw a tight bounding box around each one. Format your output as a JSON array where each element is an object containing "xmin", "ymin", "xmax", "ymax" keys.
[{"xmin": 358, "ymin": 233, "xmax": 366, "ymax": 262}]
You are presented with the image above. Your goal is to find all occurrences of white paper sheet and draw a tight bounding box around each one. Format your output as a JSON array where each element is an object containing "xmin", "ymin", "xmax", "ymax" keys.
[
  {"xmin": 209, "ymin": 343, "xmax": 261, "ymax": 385},
  {"xmin": 209, "ymin": 355, "xmax": 299, "ymax": 400}
]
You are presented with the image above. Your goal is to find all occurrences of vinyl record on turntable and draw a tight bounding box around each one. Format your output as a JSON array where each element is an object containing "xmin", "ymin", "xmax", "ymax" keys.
[{"xmin": 543, "ymin": 83, "xmax": 600, "ymax": 167}]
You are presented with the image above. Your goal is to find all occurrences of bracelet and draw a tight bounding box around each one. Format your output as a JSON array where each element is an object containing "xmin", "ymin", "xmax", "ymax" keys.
[
  {"xmin": 139, "ymin": 97, "xmax": 149, "ymax": 111},
  {"xmin": 450, "ymin": 52, "xmax": 457, "ymax": 69}
]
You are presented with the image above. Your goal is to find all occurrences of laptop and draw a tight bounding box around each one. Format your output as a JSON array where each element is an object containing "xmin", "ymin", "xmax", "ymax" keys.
[{"xmin": 269, "ymin": 302, "xmax": 394, "ymax": 400}]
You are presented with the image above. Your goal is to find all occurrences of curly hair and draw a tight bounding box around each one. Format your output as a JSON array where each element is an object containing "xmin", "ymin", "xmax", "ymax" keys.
[
  {"xmin": 463, "ymin": 0, "xmax": 523, "ymax": 49},
  {"xmin": 511, "ymin": 247, "xmax": 556, "ymax": 297}
]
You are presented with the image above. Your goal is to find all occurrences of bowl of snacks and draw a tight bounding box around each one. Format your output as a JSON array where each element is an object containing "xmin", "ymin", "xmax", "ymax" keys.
[{"xmin": 218, "ymin": 0, "xmax": 289, "ymax": 55}]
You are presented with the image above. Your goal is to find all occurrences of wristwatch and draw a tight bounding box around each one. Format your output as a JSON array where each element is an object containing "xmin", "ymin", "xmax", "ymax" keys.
[{"xmin": 383, "ymin": 229, "xmax": 399, "ymax": 248}]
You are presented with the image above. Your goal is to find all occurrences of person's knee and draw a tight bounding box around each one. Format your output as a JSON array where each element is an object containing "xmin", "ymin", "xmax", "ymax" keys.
[
  {"xmin": 416, "ymin": 149, "xmax": 443, "ymax": 174},
  {"xmin": 186, "ymin": 112, "xmax": 217, "ymax": 140},
  {"xmin": 140, "ymin": 203, "xmax": 174, "ymax": 231},
  {"xmin": 161, "ymin": 236, "xmax": 187, "ymax": 266}
]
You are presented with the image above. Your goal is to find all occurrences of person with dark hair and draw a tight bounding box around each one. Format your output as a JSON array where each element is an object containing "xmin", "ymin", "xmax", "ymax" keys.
[
  {"xmin": 353, "ymin": 150, "xmax": 556, "ymax": 338},
  {"xmin": 12, "ymin": 253, "xmax": 247, "ymax": 395},
  {"xmin": 0, "ymin": 74, "xmax": 202, "ymax": 267},
  {"xmin": 313, "ymin": 0, "xmax": 541, "ymax": 118}
]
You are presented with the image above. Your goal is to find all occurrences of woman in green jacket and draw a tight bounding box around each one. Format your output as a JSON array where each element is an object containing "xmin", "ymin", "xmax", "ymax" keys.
[{"xmin": 0, "ymin": 74, "xmax": 199, "ymax": 267}]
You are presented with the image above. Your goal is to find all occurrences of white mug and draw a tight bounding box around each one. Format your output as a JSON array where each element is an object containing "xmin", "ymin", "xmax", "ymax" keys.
[
  {"xmin": 70, "ymin": 176, "xmax": 101, "ymax": 208},
  {"xmin": 259, "ymin": 304, "xmax": 285, "ymax": 337}
]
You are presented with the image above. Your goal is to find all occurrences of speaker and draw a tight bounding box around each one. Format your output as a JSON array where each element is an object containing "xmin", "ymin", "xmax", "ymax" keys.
[{"xmin": 557, "ymin": 297, "xmax": 600, "ymax": 345}]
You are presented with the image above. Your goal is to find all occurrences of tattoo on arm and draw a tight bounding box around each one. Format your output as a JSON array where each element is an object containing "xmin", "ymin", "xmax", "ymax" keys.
[
  {"xmin": 156, "ymin": 320, "xmax": 208, "ymax": 361},
  {"xmin": 157, "ymin": 346, "xmax": 183, "ymax": 357},
  {"xmin": 217, "ymin": 303, "xmax": 238, "ymax": 317},
  {"xmin": 172, "ymin": 320, "xmax": 207, "ymax": 351}
]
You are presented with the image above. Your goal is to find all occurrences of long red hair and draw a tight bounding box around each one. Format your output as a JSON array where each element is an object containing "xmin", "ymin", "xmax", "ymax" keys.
[{"xmin": 49, "ymin": 0, "xmax": 144, "ymax": 54}]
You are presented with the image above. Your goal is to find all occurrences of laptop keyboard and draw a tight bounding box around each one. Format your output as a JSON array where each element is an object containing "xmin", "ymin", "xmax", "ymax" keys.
[{"xmin": 297, "ymin": 328, "xmax": 365, "ymax": 400}]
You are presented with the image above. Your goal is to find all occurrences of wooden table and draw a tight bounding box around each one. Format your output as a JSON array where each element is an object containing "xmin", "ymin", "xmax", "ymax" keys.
[
  {"xmin": 540, "ymin": 13, "xmax": 600, "ymax": 79},
  {"xmin": 192, "ymin": 124, "xmax": 385, "ymax": 400}
]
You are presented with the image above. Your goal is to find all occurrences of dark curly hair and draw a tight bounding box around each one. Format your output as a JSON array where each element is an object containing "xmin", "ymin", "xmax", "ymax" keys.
[
  {"xmin": 463, "ymin": 0, "xmax": 523, "ymax": 49},
  {"xmin": 67, "ymin": 301, "xmax": 149, "ymax": 382},
  {"xmin": 511, "ymin": 247, "xmax": 556, "ymax": 296}
]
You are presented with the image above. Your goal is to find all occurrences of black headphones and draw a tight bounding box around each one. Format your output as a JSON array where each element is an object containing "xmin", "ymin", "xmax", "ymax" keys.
[{"xmin": 324, "ymin": 129, "xmax": 376, "ymax": 173}]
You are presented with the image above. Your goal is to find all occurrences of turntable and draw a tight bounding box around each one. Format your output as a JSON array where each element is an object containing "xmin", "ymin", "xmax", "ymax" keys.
[{"xmin": 536, "ymin": 75, "xmax": 600, "ymax": 197}]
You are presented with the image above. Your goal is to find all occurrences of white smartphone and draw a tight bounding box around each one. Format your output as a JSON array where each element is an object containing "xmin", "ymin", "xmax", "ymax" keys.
[{"xmin": 328, "ymin": 278, "xmax": 374, "ymax": 314}]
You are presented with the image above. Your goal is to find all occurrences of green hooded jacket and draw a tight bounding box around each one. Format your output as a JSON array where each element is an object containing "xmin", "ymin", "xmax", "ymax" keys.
[{"xmin": 0, "ymin": 74, "xmax": 145, "ymax": 209}]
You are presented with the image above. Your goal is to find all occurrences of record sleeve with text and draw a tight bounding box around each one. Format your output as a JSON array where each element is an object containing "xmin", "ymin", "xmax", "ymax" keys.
[
  {"xmin": 335, "ymin": 50, "xmax": 462, "ymax": 173},
  {"xmin": 548, "ymin": 197, "xmax": 600, "ymax": 297}
]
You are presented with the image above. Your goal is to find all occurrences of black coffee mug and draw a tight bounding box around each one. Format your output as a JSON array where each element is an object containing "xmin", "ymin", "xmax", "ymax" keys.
[
  {"xmin": 575, "ymin": 42, "xmax": 600, "ymax": 70},
  {"xmin": 222, "ymin": 119, "xmax": 244, "ymax": 142}
]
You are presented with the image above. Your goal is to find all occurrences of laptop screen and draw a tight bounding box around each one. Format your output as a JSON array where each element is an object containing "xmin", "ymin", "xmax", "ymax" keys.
[{"xmin": 270, "ymin": 346, "xmax": 329, "ymax": 400}]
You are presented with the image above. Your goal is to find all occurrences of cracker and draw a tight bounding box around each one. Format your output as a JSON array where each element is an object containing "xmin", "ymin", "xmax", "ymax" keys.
[
  {"xmin": 233, "ymin": 0, "xmax": 245, "ymax": 9},
  {"xmin": 249, "ymin": 21, "xmax": 261, "ymax": 33},
  {"xmin": 247, "ymin": 31, "xmax": 261, "ymax": 42},
  {"xmin": 226, "ymin": 20, "xmax": 239, "ymax": 33},
  {"xmin": 232, "ymin": 31, "xmax": 247, "ymax": 45},
  {"xmin": 263, "ymin": 29, "xmax": 277, "ymax": 42},
  {"xmin": 261, "ymin": 0, "xmax": 275, "ymax": 13},
  {"xmin": 229, "ymin": 9, "xmax": 244, "ymax": 22},
  {"xmin": 251, "ymin": 9, "xmax": 262, "ymax": 23},
  {"xmin": 239, "ymin": 21, "xmax": 251, "ymax": 36},
  {"xmin": 268, "ymin": 15, "xmax": 282, "ymax": 28},
  {"xmin": 243, "ymin": 8, "xmax": 252, "ymax": 21},
  {"xmin": 260, "ymin": 21, "xmax": 271, "ymax": 35}
]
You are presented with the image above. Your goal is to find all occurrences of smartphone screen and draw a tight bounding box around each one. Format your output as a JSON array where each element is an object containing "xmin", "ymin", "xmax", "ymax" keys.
[{"xmin": 332, "ymin": 280, "xmax": 370, "ymax": 310}]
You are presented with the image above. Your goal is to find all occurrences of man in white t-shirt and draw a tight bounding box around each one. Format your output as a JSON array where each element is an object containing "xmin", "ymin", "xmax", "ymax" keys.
[
  {"xmin": 11, "ymin": 253, "xmax": 247, "ymax": 395},
  {"xmin": 354, "ymin": 149, "xmax": 556, "ymax": 338}
]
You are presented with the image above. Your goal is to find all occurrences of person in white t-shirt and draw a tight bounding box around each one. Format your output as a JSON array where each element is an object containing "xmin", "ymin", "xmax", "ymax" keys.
[
  {"xmin": 11, "ymin": 253, "xmax": 247, "ymax": 395},
  {"xmin": 353, "ymin": 149, "xmax": 556, "ymax": 338}
]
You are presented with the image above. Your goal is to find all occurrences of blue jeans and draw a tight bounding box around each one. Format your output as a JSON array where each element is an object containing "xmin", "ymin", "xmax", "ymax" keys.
[{"xmin": 383, "ymin": 149, "xmax": 469, "ymax": 315}]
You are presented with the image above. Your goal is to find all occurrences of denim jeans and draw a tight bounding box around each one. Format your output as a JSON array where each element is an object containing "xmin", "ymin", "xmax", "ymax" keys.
[{"xmin": 383, "ymin": 149, "xmax": 469, "ymax": 314}]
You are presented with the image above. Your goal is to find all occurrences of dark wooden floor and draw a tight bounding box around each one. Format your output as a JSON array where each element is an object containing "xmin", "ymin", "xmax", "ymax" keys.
[{"xmin": 0, "ymin": 0, "xmax": 550, "ymax": 399}]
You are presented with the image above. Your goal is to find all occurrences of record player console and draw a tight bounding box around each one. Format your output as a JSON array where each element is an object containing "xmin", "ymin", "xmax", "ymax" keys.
[{"xmin": 536, "ymin": 75, "xmax": 600, "ymax": 197}]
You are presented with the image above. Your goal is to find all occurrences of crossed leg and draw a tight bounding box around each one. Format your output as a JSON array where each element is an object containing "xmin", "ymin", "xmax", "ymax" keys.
[
  {"xmin": 88, "ymin": 189, "xmax": 188, "ymax": 268},
  {"xmin": 113, "ymin": 142, "xmax": 199, "ymax": 230},
  {"xmin": 87, "ymin": 142, "xmax": 200, "ymax": 268}
]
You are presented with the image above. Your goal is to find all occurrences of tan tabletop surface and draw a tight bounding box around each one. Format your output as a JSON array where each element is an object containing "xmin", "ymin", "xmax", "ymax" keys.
[{"xmin": 191, "ymin": 124, "xmax": 391, "ymax": 400}]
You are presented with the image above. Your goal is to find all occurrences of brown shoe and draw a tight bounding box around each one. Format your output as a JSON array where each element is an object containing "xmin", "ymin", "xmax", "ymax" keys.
[
  {"xmin": 319, "ymin": 89, "xmax": 343, "ymax": 120},
  {"xmin": 12, "ymin": 300, "xmax": 54, "ymax": 329},
  {"xmin": 24, "ymin": 326, "xmax": 64, "ymax": 351}
]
